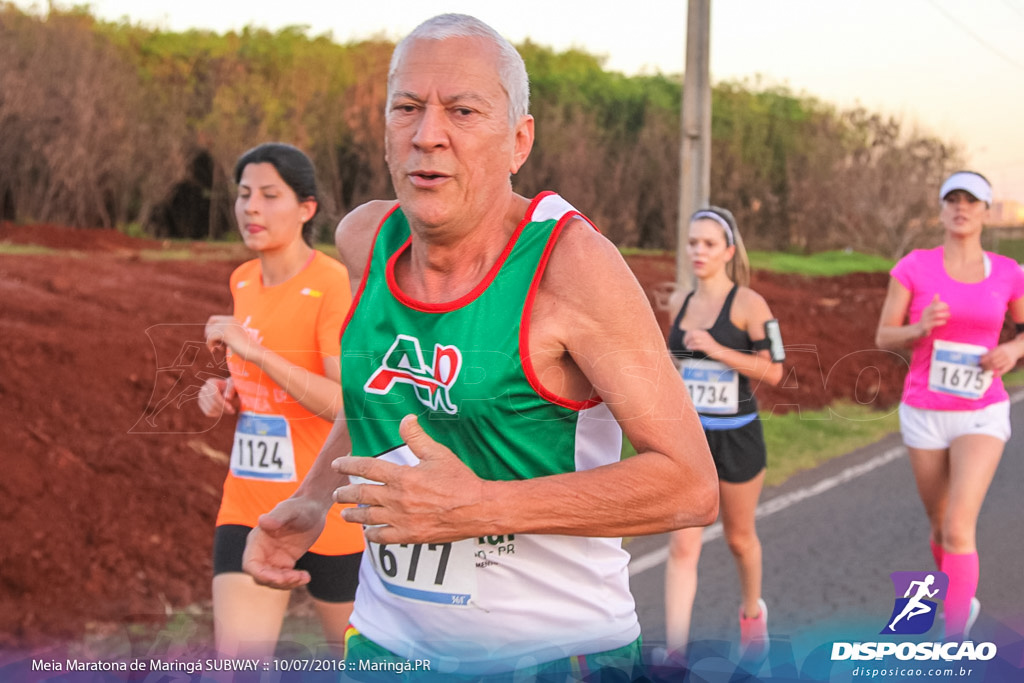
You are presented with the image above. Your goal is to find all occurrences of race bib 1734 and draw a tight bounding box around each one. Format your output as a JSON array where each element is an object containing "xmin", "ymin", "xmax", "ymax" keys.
[{"xmin": 681, "ymin": 358, "xmax": 739, "ymax": 414}]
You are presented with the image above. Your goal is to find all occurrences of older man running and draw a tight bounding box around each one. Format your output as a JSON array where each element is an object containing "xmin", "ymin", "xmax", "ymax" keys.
[{"xmin": 243, "ymin": 13, "xmax": 717, "ymax": 678}]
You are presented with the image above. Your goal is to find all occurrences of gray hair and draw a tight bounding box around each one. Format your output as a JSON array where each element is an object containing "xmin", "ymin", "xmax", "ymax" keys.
[{"xmin": 387, "ymin": 14, "xmax": 530, "ymax": 127}]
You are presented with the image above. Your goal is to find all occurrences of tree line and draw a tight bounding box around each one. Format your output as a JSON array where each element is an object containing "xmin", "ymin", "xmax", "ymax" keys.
[{"xmin": 0, "ymin": 4, "xmax": 962, "ymax": 256}]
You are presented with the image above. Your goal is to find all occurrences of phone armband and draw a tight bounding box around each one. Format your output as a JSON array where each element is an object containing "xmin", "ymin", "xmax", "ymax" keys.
[{"xmin": 764, "ymin": 319, "xmax": 785, "ymax": 362}]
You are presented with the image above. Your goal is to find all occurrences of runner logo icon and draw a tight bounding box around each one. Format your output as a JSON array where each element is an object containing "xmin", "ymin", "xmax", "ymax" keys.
[
  {"xmin": 364, "ymin": 334, "xmax": 462, "ymax": 415},
  {"xmin": 881, "ymin": 571, "xmax": 948, "ymax": 635}
]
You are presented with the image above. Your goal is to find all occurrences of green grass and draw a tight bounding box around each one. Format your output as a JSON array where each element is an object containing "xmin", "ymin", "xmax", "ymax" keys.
[
  {"xmin": 0, "ymin": 242, "xmax": 64, "ymax": 256},
  {"xmin": 1002, "ymin": 368, "xmax": 1024, "ymax": 388},
  {"xmin": 136, "ymin": 246, "xmax": 246, "ymax": 261},
  {"xmin": 621, "ymin": 401, "xmax": 900, "ymax": 488},
  {"xmin": 315, "ymin": 242, "xmax": 341, "ymax": 256},
  {"xmin": 8, "ymin": 231, "xmax": 899, "ymax": 278},
  {"xmin": 136, "ymin": 240, "xmax": 338, "ymax": 261},
  {"xmin": 623, "ymin": 247, "xmax": 895, "ymax": 277},
  {"xmin": 988, "ymin": 236, "xmax": 1024, "ymax": 263},
  {"xmin": 624, "ymin": 368, "xmax": 1024, "ymax": 487},
  {"xmin": 747, "ymin": 249, "xmax": 894, "ymax": 276},
  {"xmin": 761, "ymin": 402, "xmax": 899, "ymax": 486},
  {"xmin": 619, "ymin": 247, "xmax": 674, "ymax": 258},
  {"xmin": 0, "ymin": 237, "xmax": 247, "ymax": 260},
  {"xmin": 757, "ymin": 368, "xmax": 1024, "ymax": 487}
]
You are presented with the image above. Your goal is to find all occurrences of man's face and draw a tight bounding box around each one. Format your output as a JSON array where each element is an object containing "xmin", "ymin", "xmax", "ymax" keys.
[{"xmin": 385, "ymin": 36, "xmax": 533, "ymax": 231}]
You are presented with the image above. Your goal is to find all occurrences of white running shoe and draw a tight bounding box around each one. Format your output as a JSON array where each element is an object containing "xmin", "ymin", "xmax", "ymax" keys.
[{"xmin": 964, "ymin": 597, "xmax": 981, "ymax": 639}]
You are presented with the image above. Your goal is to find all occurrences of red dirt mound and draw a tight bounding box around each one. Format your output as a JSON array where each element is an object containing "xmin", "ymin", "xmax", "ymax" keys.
[
  {"xmin": 0, "ymin": 227, "xmax": 990, "ymax": 649},
  {"xmin": 1, "ymin": 243, "xmax": 238, "ymax": 647}
]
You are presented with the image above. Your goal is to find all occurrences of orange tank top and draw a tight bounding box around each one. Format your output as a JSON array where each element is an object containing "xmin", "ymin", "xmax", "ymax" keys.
[{"xmin": 215, "ymin": 251, "xmax": 363, "ymax": 555}]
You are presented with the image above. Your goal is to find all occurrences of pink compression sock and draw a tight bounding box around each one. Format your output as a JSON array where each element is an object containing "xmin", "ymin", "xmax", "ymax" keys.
[
  {"xmin": 941, "ymin": 551, "xmax": 979, "ymax": 639},
  {"xmin": 930, "ymin": 538, "xmax": 944, "ymax": 570}
]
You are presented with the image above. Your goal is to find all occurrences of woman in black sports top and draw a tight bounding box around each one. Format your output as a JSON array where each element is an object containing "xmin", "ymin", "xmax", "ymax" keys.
[{"xmin": 663, "ymin": 206, "xmax": 785, "ymax": 665}]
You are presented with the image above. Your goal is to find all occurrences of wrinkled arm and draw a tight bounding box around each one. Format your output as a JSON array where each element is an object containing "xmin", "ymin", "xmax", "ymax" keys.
[{"xmin": 476, "ymin": 224, "xmax": 718, "ymax": 537}]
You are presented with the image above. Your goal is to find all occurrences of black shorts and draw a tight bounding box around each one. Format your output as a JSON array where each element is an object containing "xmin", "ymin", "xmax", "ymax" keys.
[
  {"xmin": 213, "ymin": 524, "xmax": 362, "ymax": 603},
  {"xmin": 703, "ymin": 417, "xmax": 767, "ymax": 484}
]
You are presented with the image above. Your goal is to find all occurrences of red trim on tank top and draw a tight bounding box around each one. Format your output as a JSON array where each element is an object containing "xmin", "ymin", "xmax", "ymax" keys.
[
  {"xmin": 385, "ymin": 192, "xmax": 557, "ymax": 313},
  {"xmin": 340, "ymin": 203, "xmax": 400, "ymax": 338},
  {"xmin": 520, "ymin": 211, "xmax": 603, "ymax": 412}
]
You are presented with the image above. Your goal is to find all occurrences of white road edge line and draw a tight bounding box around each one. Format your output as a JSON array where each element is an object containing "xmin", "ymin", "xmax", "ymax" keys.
[{"xmin": 628, "ymin": 388, "xmax": 1024, "ymax": 578}]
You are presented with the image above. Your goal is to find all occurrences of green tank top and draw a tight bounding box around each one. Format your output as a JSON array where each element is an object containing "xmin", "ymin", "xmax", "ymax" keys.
[
  {"xmin": 340, "ymin": 192, "xmax": 622, "ymax": 480},
  {"xmin": 340, "ymin": 194, "xmax": 637, "ymax": 668}
]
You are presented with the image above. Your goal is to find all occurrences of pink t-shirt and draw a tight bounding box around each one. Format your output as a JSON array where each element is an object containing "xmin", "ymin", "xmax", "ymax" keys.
[{"xmin": 892, "ymin": 246, "xmax": 1024, "ymax": 411}]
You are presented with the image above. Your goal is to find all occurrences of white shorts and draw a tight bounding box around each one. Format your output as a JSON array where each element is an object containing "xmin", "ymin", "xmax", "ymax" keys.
[{"xmin": 899, "ymin": 401, "xmax": 1011, "ymax": 450}]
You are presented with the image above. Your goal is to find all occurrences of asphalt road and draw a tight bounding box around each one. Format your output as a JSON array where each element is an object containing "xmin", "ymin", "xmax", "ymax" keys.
[{"xmin": 628, "ymin": 393, "xmax": 1024, "ymax": 681}]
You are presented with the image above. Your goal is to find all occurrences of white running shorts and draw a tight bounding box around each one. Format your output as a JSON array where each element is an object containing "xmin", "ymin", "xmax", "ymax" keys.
[{"xmin": 899, "ymin": 401, "xmax": 1011, "ymax": 450}]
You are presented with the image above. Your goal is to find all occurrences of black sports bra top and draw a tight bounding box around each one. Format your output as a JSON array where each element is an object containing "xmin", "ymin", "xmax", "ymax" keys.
[{"xmin": 668, "ymin": 284, "xmax": 757, "ymax": 415}]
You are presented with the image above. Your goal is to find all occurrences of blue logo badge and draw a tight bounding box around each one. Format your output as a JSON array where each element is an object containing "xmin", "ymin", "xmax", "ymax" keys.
[{"xmin": 881, "ymin": 571, "xmax": 948, "ymax": 635}]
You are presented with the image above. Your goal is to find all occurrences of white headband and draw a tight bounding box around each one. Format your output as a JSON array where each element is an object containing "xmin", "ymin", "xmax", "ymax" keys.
[
  {"xmin": 691, "ymin": 210, "xmax": 734, "ymax": 246},
  {"xmin": 940, "ymin": 172, "xmax": 992, "ymax": 204}
]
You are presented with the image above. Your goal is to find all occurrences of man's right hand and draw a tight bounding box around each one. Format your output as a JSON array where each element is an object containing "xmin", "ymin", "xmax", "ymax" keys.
[{"xmin": 242, "ymin": 497, "xmax": 328, "ymax": 589}]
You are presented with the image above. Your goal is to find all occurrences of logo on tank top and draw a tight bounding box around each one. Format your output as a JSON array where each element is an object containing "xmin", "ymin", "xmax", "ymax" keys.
[{"xmin": 364, "ymin": 334, "xmax": 462, "ymax": 414}]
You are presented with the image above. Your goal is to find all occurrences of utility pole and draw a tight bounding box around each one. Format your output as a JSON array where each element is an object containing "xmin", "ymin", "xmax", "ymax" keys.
[{"xmin": 676, "ymin": 0, "xmax": 711, "ymax": 292}]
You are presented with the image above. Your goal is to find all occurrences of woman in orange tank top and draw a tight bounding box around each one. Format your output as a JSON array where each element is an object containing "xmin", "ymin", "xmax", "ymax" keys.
[{"xmin": 197, "ymin": 143, "xmax": 363, "ymax": 658}]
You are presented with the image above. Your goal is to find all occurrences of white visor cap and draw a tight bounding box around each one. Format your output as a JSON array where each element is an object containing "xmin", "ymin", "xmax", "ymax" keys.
[{"xmin": 940, "ymin": 172, "xmax": 992, "ymax": 204}]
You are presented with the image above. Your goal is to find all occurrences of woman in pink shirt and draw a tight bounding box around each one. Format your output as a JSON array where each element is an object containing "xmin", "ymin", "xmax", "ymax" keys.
[{"xmin": 875, "ymin": 171, "xmax": 1024, "ymax": 639}]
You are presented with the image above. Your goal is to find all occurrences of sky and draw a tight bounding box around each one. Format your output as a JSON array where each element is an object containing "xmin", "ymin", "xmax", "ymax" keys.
[{"xmin": 21, "ymin": 0, "xmax": 1024, "ymax": 204}]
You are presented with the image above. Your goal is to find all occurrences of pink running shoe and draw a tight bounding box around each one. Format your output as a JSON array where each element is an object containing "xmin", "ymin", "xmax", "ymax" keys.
[{"xmin": 739, "ymin": 598, "xmax": 770, "ymax": 662}]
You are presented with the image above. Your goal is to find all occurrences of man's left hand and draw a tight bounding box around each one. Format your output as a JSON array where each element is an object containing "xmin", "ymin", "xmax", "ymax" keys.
[{"xmin": 332, "ymin": 414, "xmax": 488, "ymax": 544}]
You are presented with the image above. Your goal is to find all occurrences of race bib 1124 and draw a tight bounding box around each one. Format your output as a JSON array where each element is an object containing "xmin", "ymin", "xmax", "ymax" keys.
[{"xmin": 229, "ymin": 412, "xmax": 297, "ymax": 481}]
